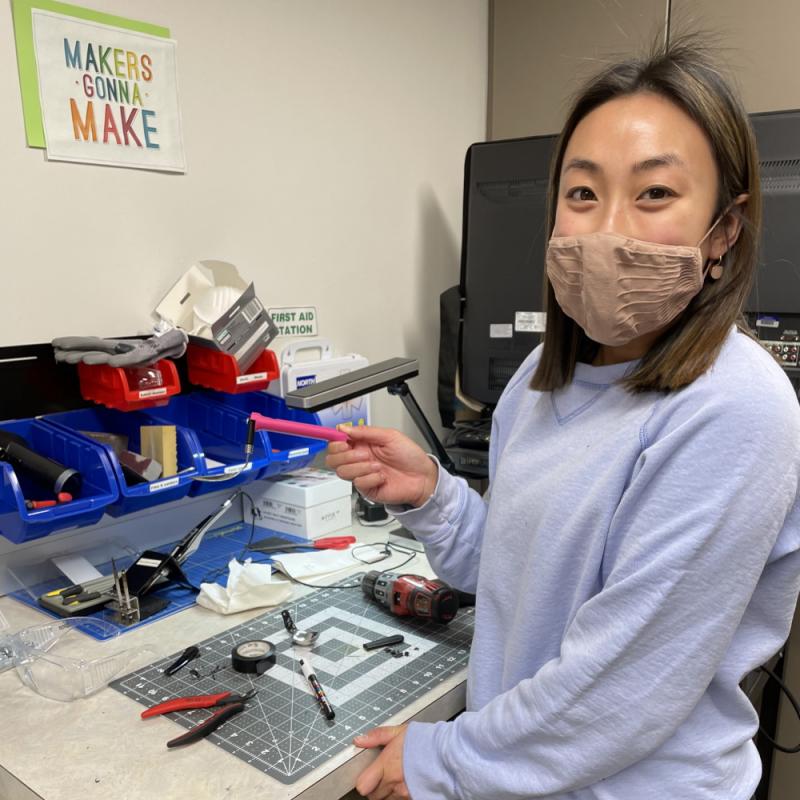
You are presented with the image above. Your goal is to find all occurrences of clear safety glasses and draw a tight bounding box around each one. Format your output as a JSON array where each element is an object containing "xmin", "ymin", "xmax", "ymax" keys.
[{"xmin": 0, "ymin": 612, "xmax": 153, "ymax": 702}]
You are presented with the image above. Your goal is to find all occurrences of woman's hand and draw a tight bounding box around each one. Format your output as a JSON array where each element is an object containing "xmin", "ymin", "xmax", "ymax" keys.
[
  {"xmin": 354, "ymin": 724, "xmax": 410, "ymax": 799},
  {"xmin": 326, "ymin": 426, "xmax": 438, "ymax": 508}
]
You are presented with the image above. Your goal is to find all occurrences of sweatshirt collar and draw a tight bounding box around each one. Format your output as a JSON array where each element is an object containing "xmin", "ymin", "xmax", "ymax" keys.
[{"xmin": 572, "ymin": 358, "xmax": 639, "ymax": 386}]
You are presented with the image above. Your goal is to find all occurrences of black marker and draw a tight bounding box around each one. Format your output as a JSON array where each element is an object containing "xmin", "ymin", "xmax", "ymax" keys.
[{"xmin": 299, "ymin": 657, "xmax": 335, "ymax": 720}]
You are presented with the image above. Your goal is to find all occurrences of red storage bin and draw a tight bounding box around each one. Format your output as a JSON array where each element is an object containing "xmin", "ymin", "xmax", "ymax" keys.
[
  {"xmin": 77, "ymin": 359, "xmax": 181, "ymax": 412},
  {"xmin": 186, "ymin": 344, "xmax": 279, "ymax": 393}
]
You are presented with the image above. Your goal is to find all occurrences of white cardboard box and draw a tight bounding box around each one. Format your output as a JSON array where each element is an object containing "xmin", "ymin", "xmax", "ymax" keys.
[{"xmin": 252, "ymin": 468, "xmax": 352, "ymax": 539}]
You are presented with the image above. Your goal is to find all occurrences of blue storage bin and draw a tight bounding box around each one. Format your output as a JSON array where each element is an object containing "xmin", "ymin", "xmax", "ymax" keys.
[
  {"xmin": 0, "ymin": 418, "xmax": 118, "ymax": 543},
  {"xmin": 142, "ymin": 394, "xmax": 272, "ymax": 496},
  {"xmin": 200, "ymin": 392, "xmax": 326, "ymax": 478},
  {"xmin": 43, "ymin": 408, "xmax": 200, "ymax": 516}
]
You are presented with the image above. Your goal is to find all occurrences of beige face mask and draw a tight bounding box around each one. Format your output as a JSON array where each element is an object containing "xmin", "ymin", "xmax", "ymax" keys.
[{"xmin": 545, "ymin": 221, "xmax": 724, "ymax": 347}]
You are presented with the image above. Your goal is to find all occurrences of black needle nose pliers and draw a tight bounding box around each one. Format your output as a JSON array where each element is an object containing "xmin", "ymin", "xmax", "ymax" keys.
[{"xmin": 141, "ymin": 689, "xmax": 259, "ymax": 748}]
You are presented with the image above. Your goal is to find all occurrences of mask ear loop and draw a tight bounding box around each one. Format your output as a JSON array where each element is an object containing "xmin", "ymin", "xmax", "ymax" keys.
[{"xmin": 699, "ymin": 200, "xmax": 736, "ymax": 282}]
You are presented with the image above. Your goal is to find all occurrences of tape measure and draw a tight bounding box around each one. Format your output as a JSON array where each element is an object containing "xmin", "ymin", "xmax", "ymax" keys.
[{"xmin": 231, "ymin": 640, "xmax": 276, "ymax": 675}]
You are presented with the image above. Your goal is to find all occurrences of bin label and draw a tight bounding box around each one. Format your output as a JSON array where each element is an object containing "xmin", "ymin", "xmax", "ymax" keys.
[
  {"xmin": 224, "ymin": 463, "xmax": 252, "ymax": 475},
  {"xmin": 138, "ymin": 387, "xmax": 168, "ymax": 399},
  {"xmin": 149, "ymin": 477, "xmax": 180, "ymax": 493},
  {"xmin": 289, "ymin": 448, "xmax": 310, "ymax": 458},
  {"xmin": 236, "ymin": 372, "xmax": 268, "ymax": 385}
]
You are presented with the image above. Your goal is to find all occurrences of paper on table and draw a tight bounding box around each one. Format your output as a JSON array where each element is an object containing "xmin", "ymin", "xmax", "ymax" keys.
[
  {"xmin": 52, "ymin": 554, "xmax": 103, "ymax": 584},
  {"xmin": 271, "ymin": 548, "xmax": 357, "ymax": 580}
]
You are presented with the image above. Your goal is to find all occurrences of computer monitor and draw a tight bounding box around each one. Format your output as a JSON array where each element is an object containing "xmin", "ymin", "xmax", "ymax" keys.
[
  {"xmin": 458, "ymin": 135, "xmax": 556, "ymax": 407},
  {"xmin": 747, "ymin": 110, "xmax": 800, "ymax": 315}
]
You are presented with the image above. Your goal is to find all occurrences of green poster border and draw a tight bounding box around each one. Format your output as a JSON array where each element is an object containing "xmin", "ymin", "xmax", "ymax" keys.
[{"xmin": 11, "ymin": 0, "xmax": 170, "ymax": 147}]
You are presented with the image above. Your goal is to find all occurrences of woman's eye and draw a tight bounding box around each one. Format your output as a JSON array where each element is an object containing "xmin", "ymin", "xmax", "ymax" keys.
[
  {"xmin": 639, "ymin": 186, "xmax": 675, "ymax": 201},
  {"xmin": 567, "ymin": 187, "xmax": 596, "ymax": 201}
]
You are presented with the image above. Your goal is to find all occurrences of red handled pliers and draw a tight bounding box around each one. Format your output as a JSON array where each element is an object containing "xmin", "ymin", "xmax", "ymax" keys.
[{"xmin": 141, "ymin": 689, "xmax": 258, "ymax": 748}]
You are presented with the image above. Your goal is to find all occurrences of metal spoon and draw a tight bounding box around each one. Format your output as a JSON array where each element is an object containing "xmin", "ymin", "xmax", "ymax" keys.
[{"xmin": 281, "ymin": 609, "xmax": 319, "ymax": 648}]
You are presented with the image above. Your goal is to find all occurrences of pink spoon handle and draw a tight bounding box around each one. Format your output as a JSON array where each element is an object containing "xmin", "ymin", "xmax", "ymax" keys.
[{"xmin": 249, "ymin": 412, "xmax": 349, "ymax": 442}]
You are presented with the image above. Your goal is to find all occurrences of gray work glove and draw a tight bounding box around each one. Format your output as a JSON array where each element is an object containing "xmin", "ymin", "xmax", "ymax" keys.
[{"xmin": 53, "ymin": 329, "xmax": 187, "ymax": 367}]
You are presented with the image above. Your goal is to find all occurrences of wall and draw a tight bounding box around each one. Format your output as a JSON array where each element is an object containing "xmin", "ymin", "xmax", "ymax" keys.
[
  {"xmin": 0, "ymin": 0, "xmax": 489, "ymax": 442},
  {"xmin": 489, "ymin": 0, "xmax": 800, "ymax": 141},
  {"xmin": 489, "ymin": 0, "xmax": 666, "ymax": 139},
  {"xmin": 671, "ymin": 0, "xmax": 800, "ymax": 114}
]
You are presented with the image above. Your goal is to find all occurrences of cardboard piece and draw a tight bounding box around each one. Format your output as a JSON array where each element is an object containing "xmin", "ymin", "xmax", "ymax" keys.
[
  {"xmin": 80, "ymin": 430, "xmax": 128, "ymax": 457},
  {"xmin": 140, "ymin": 425, "xmax": 177, "ymax": 477},
  {"xmin": 154, "ymin": 260, "xmax": 278, "ymax": 371}
]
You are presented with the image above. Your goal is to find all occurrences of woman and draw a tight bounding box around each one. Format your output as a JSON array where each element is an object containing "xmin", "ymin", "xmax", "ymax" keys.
[{"xmin": 327, "ymin": 37, "xmax": 800, "ymax": 800}]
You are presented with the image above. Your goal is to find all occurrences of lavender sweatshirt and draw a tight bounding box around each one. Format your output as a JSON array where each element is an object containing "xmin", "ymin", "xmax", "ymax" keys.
[{"xmin": 396, "ymin": 327, "xmax": 800, "ymax": 799}]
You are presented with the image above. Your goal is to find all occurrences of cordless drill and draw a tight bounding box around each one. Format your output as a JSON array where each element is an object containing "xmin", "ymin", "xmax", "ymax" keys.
[{"xmin": 361, "ymin": 571, "xmax": 460, "ymax": 624}]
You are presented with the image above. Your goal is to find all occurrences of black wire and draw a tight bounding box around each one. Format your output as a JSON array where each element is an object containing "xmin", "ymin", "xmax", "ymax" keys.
[
  {"xmin": 198, "ymin": 493, "xmax": 424, "ymax": 591},
  {"xmin": 197, "ymin": 489, "xmax": 258, "ymax": 585},
  {"xmin": 355, "ymin": 516, "xmax": 396, "ymax": 528},
  {"xmin": 238, "ymin": 490, "xmax": 258, "ymax": 554},
  {"xmin": 757, "ymin": 665, "xmax": 800, "ymax": 754},
  {"xmin": 264, "ymin": 540, "xmax": 424, "ymax": 590},
  {"xmin": 278, "ymin": 574, "xmax": 365, "ymax": 590}
]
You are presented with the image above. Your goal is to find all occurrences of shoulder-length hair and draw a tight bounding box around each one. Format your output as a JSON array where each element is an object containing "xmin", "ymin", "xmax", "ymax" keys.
[{"xmin": 530, "ymin": 35, "xmax": 762, "ymax": 394}]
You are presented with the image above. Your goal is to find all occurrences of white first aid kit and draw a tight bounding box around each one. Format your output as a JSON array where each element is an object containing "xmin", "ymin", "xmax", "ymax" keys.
[
  {"xmin": 251, "ymin": 468, "xmax": 352, "ymax": 539},
  {"xmin": 267, "ymin": 339, "xmax": 370, "ymax": 429}
]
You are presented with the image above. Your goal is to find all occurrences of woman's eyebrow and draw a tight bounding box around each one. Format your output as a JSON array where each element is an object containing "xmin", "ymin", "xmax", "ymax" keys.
[
  {"xmin": 562, "ymin": 153, "xmax": 687, "ymax": 176},
  {"xmin": 563, "ymin": 157, "xmax": 600, "ymax": 175},
  {"xmin": 632, "ymin": 153, "xmax": 687, "ymax": 172}
]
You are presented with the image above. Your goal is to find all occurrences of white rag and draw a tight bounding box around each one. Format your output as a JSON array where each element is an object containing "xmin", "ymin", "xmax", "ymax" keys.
[{"xmin": 197, "ymin": 558, "xmax": 293, "ymax": 615}]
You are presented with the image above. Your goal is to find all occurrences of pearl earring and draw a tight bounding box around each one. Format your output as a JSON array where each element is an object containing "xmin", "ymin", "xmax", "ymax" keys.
[{"xmin": 709, "ymin": 256, "xmax": 724, "ymax": 280}]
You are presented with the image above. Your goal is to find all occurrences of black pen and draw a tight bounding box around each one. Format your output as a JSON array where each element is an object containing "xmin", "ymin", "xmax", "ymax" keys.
[{"xmin": 299, "ymin": 657, "xmax": 335, "ymax": 720}]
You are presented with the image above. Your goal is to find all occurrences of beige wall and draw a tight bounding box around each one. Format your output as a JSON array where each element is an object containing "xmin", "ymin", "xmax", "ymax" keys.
[
  {"xmin": 490, "ymin": 0, "xmax": 800, "ymax": 141},
  {"xmin": 0, "ymin": 0, "xmax": 488, "ymax": 442},
  {"xmin": 489, "ymin": 0, "xmax": 666, "ymax": 139},
  {"xmin": 672, "ymin": 0, "xmax": 800, "ymax": 114}
]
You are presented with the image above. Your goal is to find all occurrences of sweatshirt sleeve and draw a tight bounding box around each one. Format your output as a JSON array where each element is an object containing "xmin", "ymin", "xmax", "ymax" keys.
[
  {"xmin": 388, "ymin": 347, "xmax": 542, "ymax": 593},
  {"xmin": 388, "ymin": 457, "xmax": 491, "ymax": 594},
  {"xmin": 402, "ymin": 379, "xmax": 800, "ymax": 799}
]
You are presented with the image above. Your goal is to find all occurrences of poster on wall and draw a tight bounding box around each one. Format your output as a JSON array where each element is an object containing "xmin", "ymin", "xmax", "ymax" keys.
[
  {"xmin": 11, "ymin": 0, "xmax": 171, "ymax": 148},
  {"xmin": 29, "ymin": 9, "xmax": 185, "ymax": 172}
]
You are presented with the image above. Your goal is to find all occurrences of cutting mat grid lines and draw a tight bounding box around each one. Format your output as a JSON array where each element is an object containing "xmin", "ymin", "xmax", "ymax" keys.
[{"xmin": 111, "ymin": 578, "xmax": 474, "ymax": 783}]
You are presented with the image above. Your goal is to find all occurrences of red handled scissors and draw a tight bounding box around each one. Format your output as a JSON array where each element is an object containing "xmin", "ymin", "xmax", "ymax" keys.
[
  {"xmin": 251, "ymin": 535, "xmax": 356, "ymax": 554},
  {"xmin": 141, "ymin": 689, "xmax": 258, "ymax": 748},
  {"xmin": 312, "ymin": 536, "xmax": 357, "ymax": 549}
]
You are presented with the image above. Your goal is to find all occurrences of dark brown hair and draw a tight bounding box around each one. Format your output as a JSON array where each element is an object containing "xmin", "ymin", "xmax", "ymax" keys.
[{"xmin": 530, "ymin": 34, "xmax": 762, "ymax": 393}]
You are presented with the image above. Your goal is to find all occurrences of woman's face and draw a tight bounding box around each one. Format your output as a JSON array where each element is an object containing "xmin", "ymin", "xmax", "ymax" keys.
[{"xmin": 553, "ymin": 92, "xmax": 728, "ymax": 262}]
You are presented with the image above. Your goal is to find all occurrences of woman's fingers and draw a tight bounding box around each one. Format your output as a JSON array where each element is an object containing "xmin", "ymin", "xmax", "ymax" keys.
[
  {"xmin": 335, "ymin": 462, "xmax": 382, "ymax": 482},
  {"xmin": 327, "ymin": 441, "xmax": 350, "ymax": 455},
  {"xmin": 344, "ymin": 425, "xmax": 395, "ymax": 445},
  {"xmin": 325, "ymin": 447, "xmax": 373, "ymax": 470},
  {"xmin": 353, "ymin": 472, "xmax": 385, "ymax": 494}
]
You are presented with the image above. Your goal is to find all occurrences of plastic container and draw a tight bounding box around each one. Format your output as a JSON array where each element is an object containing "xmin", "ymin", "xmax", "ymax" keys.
[
  {"xmin": 141, "ymin": 394, "xmax": 272, "ymax": 496},
  {"xmin": 77, "ymin": 359, "xmax": 180, "ymax": 412},
  {"xmin": 0, "ymin": 419, "xmax": 118, "ymax": 543},
  {"xmin": 43, "ymin": 408, "xmax": 200, "ymax": 516},
  {"xmin": 200, "ymin": 392, "xmax": 326, "ymax": 479},
  {"xmin": 186, "ymin": 345, "xmax": 279, "ymax": 394}
]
